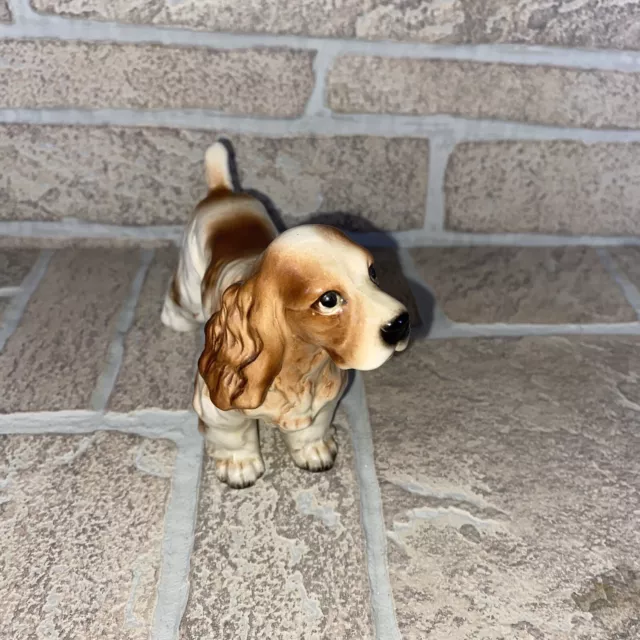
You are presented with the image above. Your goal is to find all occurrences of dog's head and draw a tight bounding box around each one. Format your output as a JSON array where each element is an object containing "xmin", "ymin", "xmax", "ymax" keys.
[
  {"xmin": 199, "ymin": 223, "xmax": 409, "ymax": 411},
  {"xmin": 265, "ymin": 224, "xmax": 410, "ymax": 368}
]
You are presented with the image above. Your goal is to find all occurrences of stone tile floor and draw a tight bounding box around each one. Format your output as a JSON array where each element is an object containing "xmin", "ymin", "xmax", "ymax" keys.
[{"xmin": 1, "ymin": 243, "xmax": 640, "ymax": 639}]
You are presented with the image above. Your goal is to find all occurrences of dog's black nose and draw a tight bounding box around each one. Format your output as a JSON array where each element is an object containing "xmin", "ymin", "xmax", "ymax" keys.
[{"xmin": 380, "ymin": 312, "xmax": 410, "ymax": 346}]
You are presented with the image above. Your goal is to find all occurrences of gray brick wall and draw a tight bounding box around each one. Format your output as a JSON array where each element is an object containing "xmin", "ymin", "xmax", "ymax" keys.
[{"xmin": 1, "ymin": 0, "xmax": 640, "ymax": 239}]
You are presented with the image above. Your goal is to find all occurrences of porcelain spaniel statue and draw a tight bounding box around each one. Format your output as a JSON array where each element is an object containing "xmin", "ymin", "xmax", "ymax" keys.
[{"xmin": 162, "ymin": 141, "xmax": 410, "ymax": 488}]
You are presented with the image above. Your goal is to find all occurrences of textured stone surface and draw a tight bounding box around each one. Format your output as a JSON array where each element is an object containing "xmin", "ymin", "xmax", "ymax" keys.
[
  {"xmin": 235, "ymin": 136, "xmax": 429, "ymax": 231},
  {"xmin": 365, "ymin": 337, "xmax": 640, "ymax": 639},
  {"xmin": 356, "ymin": 0, "xmax": 640, "ymax": 49},
  {"xmin": 409, "ymin": 246, "xmax": 635, "ymax": 323},
  {"xmin": 446, "ymin": 141, "xmax": 640, "ymax": 235},
  {"xmin": 609, "ymin": 246, "xmax": 640, "ymax": 292},
  {"xmin": 109, "ymin": 248, "xmax": 201, "ymax": 411},
  {"xmin": 0, "ymin": 250, "xmax": 38, "ymax": 288},
  {"xmin": 329, "ymin": 56, "xmax": 640, "ymax": 129},
  {"xmin": 0, "ymin": 40, "xmax": 314, "ymax": 117},
  {"xmin": 29, "ymin": 0, "xmax": 640, "ymax": 49},
  {"xmin": 0, "ymin": 249, "xmax": 140, "ymax": 412},
  {"xmin": 181, "ymin": 422, "xmax": 373, "ymax": 639},
  {"xmin": 0, "ymin": 125, "xmax": 428, "ymax": 230},
  {"xmin": 0, "ymin": 432, "xmax": 175, "ymax": 639},
  {"xmin": 30, "ymin": 0, "xmax": 361, "ymax": 37},
  {"xmin": 0, "ymin": 0, "xmax": 11, "ymax": 22}
]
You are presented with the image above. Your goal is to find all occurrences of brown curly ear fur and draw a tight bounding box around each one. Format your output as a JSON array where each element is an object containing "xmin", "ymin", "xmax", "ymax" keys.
[{"xmin": 198, "ymin": 280, "xmax": 283, "ymax": 411}]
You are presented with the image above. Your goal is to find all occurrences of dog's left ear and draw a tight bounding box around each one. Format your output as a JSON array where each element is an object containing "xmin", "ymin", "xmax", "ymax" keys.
[{"xmin": 198, "ymin": 278, "xmax": 284, "ymax": 411}]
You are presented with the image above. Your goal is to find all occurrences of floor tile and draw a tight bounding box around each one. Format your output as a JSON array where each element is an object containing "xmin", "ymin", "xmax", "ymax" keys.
[
  {"xmin": 181, "ymin": 421, "xmax": 373, "ymax": 640},
  {"xmin": 365, "ymin": 337, "xmax": 640, "ymax": 639},
  {"xmin": 0, "ymin": 249, "xmax": 38, "ymax": 288},
  {"xmin": 409, "ymin": 246, "xmax": 635, "ymax": 323},
  {"xmin": 0, "ymin": 432, "xmax": 175, "ymax": 639},
  {"xmin": 0, "ymin": 249, "xmax": 140, "ymax": 412},
  {"xmin": 109, "ymin": 248, "xmax": 201, "ymax": 411}
]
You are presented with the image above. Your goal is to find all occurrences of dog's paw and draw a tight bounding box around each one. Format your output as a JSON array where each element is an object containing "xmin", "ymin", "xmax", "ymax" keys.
[
  {"xmin": 214, "ymin": 456, "xmax": 265, "ymax": 489},
  {"xmin": 289, "ymin": 436, "xmax": 338, "ymax": 472}
]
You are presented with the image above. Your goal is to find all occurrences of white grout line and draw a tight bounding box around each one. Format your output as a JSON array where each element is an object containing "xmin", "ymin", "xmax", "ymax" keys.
[
  {"xmin": 428, "ymin": 321, "xmax": 640, "ymax": 339},
  {"xmin": 422, "ymin": 137, "xmax": 454, "ymax": 233},
  {"xmin": 0, "ymin": 408, "xmax": 195, "ymax": 438},
  {"xmin": 352, "ymin": 229, "xmax": 640, "ymax": 248},
  {"xmin": 4, "ymin": 109, "xmax": 640, "ymax": 143},
  {"xmin": 341, "ymin": 373, "xmax": 402, "ymax": 640},
  {"xmin": 0, "ymin": 219, "xmax": 182, "ymax": 243},
  {"xmin": 0, "ymin": 249, "xmax": 52, "ymax": 351},
  {"xmin": 596, "ymin": 247, "xmax": 640, "ymax": 318},
  {"xmin": 5, "ymin": 0, "xmax": 27, "ymax": 22},
  {"xmin": 151, "ymin": 424, "xmax": 203, "ymax": 640},
  {"xmin": 4, "ymin": 0, "xmax": 640, "ymax": 72},
  {"xmin": 90, "ymin": 249, "xmax": 155, "ymax": 411},
  {"xmin": 0, "ymin": 286, "xmax": 21, "ymax": 297},
  {"xmin": 4, "ymin": 220, "xmax": 640, "ymax": 250},
  {"xmin": 304, "ymin": 48, "xmax": 333, "ymax": 117}
]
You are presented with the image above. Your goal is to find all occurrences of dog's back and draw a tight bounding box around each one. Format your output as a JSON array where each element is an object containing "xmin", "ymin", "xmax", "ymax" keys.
[{"xmin": 161, "ymin": 141, "xmax": 277, "ymax": 330}]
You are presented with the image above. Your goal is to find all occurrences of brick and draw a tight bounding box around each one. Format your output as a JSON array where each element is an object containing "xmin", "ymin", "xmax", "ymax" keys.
[
  {"xmin": 328, "ymin": 56, "xmax": 640, "ymax": 129},
  {"xmin": 109, "ymin": 248, "xmax": 201, "ymax": 411},
  {"xmin": 355, "ymin": 0, "xmax": 640, "ymax": 49},
  {"xmin": 365, "ymin": 337, "xmax": 640, "ymax": 637},
  {"xmin": 31, "ymin": 0, "xmax": 359, "ymax": 37},
  {"xmin": 30, "ymin": 0, "xmax": 640, "ymax": 50},
  {"xmin": 0, "ymin": 40, "xmax": 314, "ymax": 117},
  {"xmin": 0, "ymin": 432, "xmax": 174, "ymax": 639},
  {"xmin": 0, "ymin": 249, "xmax": 141, "ymax": 412},
  {"xmin": 182, "ymin": 422, "xmax": 372, "ymax": 639},
  {"xmin": 445, "ymin": 141, "xmax": 640, "ymax": 235},
  {"xmin": 0, "ymin": 125, "xmax": 428, "ymax": 230},
  {"xmin": 232, "ymin": 136, "xmax": 429, "ymax": 231},
  {"xmin": 0, "ymin": 0, "xmax": 11, "ymax": 22},
  {"xmin": 409, "ymin": 246, "xmax": 635, "ymax": 324}
]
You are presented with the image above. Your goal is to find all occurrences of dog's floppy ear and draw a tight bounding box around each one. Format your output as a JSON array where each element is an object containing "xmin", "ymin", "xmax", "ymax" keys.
[{"xmin": 198, "ymin": 279, "xmax": 284, "ymax": 411}]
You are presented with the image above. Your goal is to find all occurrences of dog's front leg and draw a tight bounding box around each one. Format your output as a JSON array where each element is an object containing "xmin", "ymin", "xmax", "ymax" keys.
[
  {"xmin": 279, "ymin": 401, "xmax": 339, "ymax": 472},
  {"xmin": 199, "ymin": 415, "xmax": 265, "ymax": 489}
]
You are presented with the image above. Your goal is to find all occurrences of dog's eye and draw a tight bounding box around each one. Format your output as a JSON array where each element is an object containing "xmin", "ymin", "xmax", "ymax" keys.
[
  {"xmin": 315, "ymin": 291, "xmax": 344, "ymax": 314},
  {"xmin": 368, "ymin": 264, "xmax": 378, "ymax": 283},
  {"xmin": 319, "ymin": 291, "xmax": 339, "ymax": 308}
]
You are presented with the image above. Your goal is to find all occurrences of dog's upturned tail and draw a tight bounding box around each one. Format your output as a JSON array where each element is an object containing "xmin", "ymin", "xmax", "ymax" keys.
[{"xmin": 205, "ymin": 140, "xmax": 235, "ymax": 192}]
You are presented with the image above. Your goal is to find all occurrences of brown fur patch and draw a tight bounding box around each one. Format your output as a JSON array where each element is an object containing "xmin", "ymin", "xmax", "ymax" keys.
[
  {"xmin": 201, "ymin": 210, "xmax": 275, "ymax": 297},
  {"xmin": 195, "ymin": 186, "xmax": 235, "ymax": 210}
]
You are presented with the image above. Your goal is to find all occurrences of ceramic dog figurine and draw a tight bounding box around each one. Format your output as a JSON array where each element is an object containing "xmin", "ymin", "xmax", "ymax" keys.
[{"xmin": 162, "ymin": 141, "xmax": 410, "ymax": 488}]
